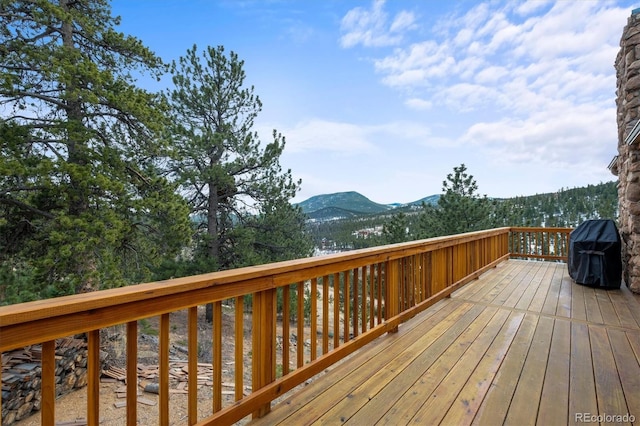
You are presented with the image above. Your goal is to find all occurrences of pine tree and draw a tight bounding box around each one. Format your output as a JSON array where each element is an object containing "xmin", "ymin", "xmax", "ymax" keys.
[
  {"xmin": 382, "ymin": 212, "xmax": 410, "ymax": 244},
  {"xmin": 418, "ymin": 164, "xmax": 491, "ymax": 237},
  {"xmin": 0, "ymin": 0, "xmax": 191, "ymax": 300},
  {"xmin": 165, "ymin": 45, "xmax": 312, "ymax": 319}
]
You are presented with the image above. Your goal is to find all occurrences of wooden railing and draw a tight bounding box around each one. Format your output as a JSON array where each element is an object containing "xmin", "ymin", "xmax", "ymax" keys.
[
  {"xmin": 0, "ymin": 227, "xmax": 569, "ymax": 425},
  {"xmin": 509, "ymin": 226, "xmax": 572, "ymax": 261}
]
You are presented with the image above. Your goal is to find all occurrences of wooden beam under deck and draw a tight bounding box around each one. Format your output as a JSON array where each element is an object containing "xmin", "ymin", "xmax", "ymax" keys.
[{"xmin": 251, "ymin": 260, "xmax": 640, "ymax": 426}]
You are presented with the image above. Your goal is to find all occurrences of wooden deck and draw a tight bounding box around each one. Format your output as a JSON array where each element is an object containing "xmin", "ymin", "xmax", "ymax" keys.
[{"xmin": 250, "ymin": 259, "xmax": 640, "ymax": 426}]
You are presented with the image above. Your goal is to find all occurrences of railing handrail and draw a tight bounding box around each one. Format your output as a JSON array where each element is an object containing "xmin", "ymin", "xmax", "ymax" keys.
[
  {"xmin": 0, "ymin": 226, "xmax": 512, "ymax": 348},
  {"xmin": 0, "ymin": 226, "xmax": 571, "ymax": 425}
]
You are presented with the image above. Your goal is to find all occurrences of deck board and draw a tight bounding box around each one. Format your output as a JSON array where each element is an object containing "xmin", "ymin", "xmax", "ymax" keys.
[
  {"xmin": 251, "ymin": 260, "xmax": 640, "ymax": 426},
  {"xmin": 537, "ymin": 318, "xmax": 571, "ymax": 425}
]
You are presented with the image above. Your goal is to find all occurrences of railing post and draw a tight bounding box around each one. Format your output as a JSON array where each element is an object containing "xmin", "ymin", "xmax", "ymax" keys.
[
  {"xmin": 252, "ymin": 288, "xmax": 276, "ymax": 418},
  {"xmin": 386, "ymin": 260, "xmax": 399, "ymax": 333},
  {"xmin": 87, "ymin": 330, "xmax": 100, "ymax": 426},
  {"xmin": 126, "ymin": 323, "xmax": 137, "ymax": 426},
  {"xmin": 41, "ymin": 340, "xmax": 55, "ymax": 426}
]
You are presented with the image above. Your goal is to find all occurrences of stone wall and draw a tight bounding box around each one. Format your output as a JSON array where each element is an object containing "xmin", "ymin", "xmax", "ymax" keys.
[
  {"xmin": 615, "ymin": 10, "xmax": 640, "ymax": 293},
  {"xmin": 1, "ymin": 338, "xmax": 89, "ymax": 425}
]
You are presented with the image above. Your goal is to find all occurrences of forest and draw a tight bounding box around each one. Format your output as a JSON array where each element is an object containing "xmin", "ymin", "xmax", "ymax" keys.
[{"xmin": 307, "ymin": 173, "xmax": 617, "ymax": 251}]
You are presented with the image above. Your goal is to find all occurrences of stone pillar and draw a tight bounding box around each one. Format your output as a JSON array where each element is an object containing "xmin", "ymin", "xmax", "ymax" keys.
[{"xmin": 615, "ymin": 10, "xmax": 640, "ymax": 293}]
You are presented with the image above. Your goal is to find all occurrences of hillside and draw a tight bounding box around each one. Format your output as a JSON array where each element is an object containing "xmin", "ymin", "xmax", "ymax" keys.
[
  {"xmin": 305, "ymin": 181, "xmax": 618, "ymax": 251},
  {"xmin": 297, "ymin": 191, "xmax": 440, "ymax": 222},
  {"xmin": 297, "ymin": 191, "xmax": 392, "ymax": 217}
]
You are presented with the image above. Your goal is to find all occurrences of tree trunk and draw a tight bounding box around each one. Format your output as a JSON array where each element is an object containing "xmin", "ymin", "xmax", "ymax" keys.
[
  {"xmin": 206, "ymin": 181, "xmax": 220, "ymax": 322},
  {"xmin": 61, "ymin": 0, "xmax": 97, "ymax": 293}
]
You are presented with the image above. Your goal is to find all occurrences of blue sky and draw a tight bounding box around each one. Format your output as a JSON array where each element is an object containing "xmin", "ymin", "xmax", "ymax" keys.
[{"xmin": 112, "ymin": 0, "xmax": 637, "ymax": 204}]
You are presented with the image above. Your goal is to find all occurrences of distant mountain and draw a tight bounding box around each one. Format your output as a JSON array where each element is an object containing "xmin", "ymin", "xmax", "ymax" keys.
[
  {"xmin": 296, "ymin": 191, "xmax": 443, "ymax": 222},
  {"xmin": 297, "ymin": 191, "xmax": 392, "ymax": 217},
  {"xmin": 409, "ymin": 194, "xmax": 440, "ymax": 206},
  {"xmin": 303, "ymin": 206, "xmax": 366, "ymax": 221}
]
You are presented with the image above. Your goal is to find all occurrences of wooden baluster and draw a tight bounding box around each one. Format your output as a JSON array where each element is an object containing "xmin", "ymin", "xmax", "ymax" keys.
[
  {"xmin": 333, "ymin": 272, "xmax": 340, "ymax": 348},
  {"xmin": 400, "ymin": 260, "xmax": 405, "ymax": 309},
  {"xmin": 310, "ymin": 277, "xmax": 317, "ymax": 361},
  {"xmin": 362, "ymin": 266, "xmax": 368, "ymax": 334},
  {"xmin": 159, "ymin": 313, "xmax": 170, "ymax": 426},
  {"xmin": 369, "ymin": 265, "xmax": 375, "ymax": 329},
  {"xmin": 344, "ymin": 271, "xmax": 351, "ymax": 343},
  {"xmin": 213, "ymin": 301, "xmax": 222, "ymax": 413},
  {"xmin": 126, "ymin": 323, "xmax": 137, "ymax": 426},
  {"xmin": 188, "ymin": 307, "xmax": 198, "ymax": 425},
  {"xmin": 252, "ymin": 289, "xmax": 276, "ymax": 418},
  {"xmin": 235, "ymin": 296, "xmax": 244, "ymax": 400},
  {"xmin": 282, "ymin": 288, "xmax": 290, "ymax": 376},
  {"xmin": 377, "ymin": 264, "xmax": 383, "ymax": 324},
  {"xmin": 352, "ymin": 268, "xmax": 359, "ymax": 338},
  {"xmin": 296, "ymin": 282, "xmax": 304, "ymax": 368},
  {"xmin": 41, "ymin": 340, "xmax": 55, "ymax": 426},
  {"xmin": 322, "ymin": 276, "xmax": 329, "ymax": 355},
  {"xmin": 87, "ymin": 330, "xmax": 100, "ymax": 426},
  {"xmin": 386, "ymin": 260, "xmax": 399, "ymax": 333}
]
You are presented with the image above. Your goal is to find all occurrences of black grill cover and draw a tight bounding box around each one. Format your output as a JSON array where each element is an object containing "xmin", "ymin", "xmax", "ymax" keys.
[{"xmin": 568, "ymin": 219, "xmax": 622, "ymax": 289}]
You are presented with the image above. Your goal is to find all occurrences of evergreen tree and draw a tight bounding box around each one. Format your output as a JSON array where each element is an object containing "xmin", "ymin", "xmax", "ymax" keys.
[
  {"xmin": 418, "ymin": 164, "xmax": 491, "ymax": 237},
  {"xmin": 382, "ymin": 212, "xmax": 410, "ymax": 244},
  {"xmin": 166, "ymin": 45, "xmax": 312, "ymax": 318},
  {"xmin": 0, "ymin": 0, "xmax": 191, "ymax": 300}
]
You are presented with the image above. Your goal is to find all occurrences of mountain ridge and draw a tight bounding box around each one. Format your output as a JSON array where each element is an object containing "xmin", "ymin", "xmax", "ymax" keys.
[
  {"xmin": 296, "ymin": 191, "xmax": 440, "ymax": 220},
  {"xmin": 296, "ymin": 183, "xmax": 617, "ymax": 222}
]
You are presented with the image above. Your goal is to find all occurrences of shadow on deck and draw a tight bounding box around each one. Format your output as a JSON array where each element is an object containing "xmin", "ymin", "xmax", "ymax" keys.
[{"xmin": 251, "ymin": 259, "xmax": 640, "ymax": 426}]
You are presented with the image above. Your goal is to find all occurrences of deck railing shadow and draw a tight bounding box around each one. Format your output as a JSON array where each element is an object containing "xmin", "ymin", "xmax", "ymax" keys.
[{"xmin": 0, "ymin": 226, "xmax": 571, "ymax": 425}]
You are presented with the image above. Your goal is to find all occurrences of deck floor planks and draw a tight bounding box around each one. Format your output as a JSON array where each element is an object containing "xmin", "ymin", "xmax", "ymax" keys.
[
  {"xmin": 338, "ymin": 303, "xmax": 487, "ymax": 425},
  {"xmin": 474, "ymin": 261, "xmax": 531, "ymax": 305},
  {"xmin": 622, "ymin": 285, "xmax": 640, "ymax": 326},
  {"xmin": 540, "ymin": 264, "xmax": 563, "ymax": 316},
  {"xmin": 249, "ymin": 260, "xmax": 640, "ymax": 426},
  {"xmin": 312, "ymin": 301, "xmax": 481, "ymax": 424},
  {"xmin": 537, "ymin": 318, "xmax": 571, "ymax": 426},
  {"xmin": 408, "ymin": 309, "xmax": 513, "ymax": 425},
  {"xmin": 608, "ymin": 290, "xmax": 640, "ymax": 329},
  {"xmin": 555, "ymin": 268, "xmax": 572, "ymax": 318},
  {"xmin": 503, "ymin": 315, "xmax": 554, "ymax": 425},
  {"xmin": 589, "ymin": 326, "xmax": 631, "ymax": 425},
  {"xmin": 489, "ymin": 261, "xmax": 543, "ymax": 308},
  {"xmin": 515, "ymin": 261, "xmax": 554, "ymax": 311},
  {"xmin": 569, "ymin": 322, "xmax": 599, "ymax": 425},
  {"xmin": 374, "ymin": 307, "xmax": 503, "ymax": 425},
  {"xmin": 584, "ymin": 286, "xmax": 604, "ymax": 324},
  {"xmin": 607, "ymin": 329, "xmax": 640, "ymax": 420},
  {"xmin": 252, "ymin": 299, "xmax": 463, "ymax": 425},
  {"xmin": 455, "ymin": 261, "xmax": 520, "ymax": 303},
  {"xmin": 439, "ymin": 311, "xmax": 524, "ymax": 426},
  {"xmin": 526, "ymin": 261, "xmax": 557, "ymax": 313},
  {"xmin": 570, "ymin": 279, "xmax": 588, "ymax": 321},
  {"xmin": 471, "ymin": 312, "xmax": 539, "ymax": 426},
  {"xmin": 502, "ymin": 261, "xmax": 547, "ymax": 308},
  {"xmin": 596, "ymin": 290, "xmax": 622, "ymax": 327}
]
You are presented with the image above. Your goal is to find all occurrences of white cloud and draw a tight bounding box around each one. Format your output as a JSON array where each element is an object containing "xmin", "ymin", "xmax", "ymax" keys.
[
  {"xmin": 340, "ymin": 0, "xmax": 417, "ymax": 48},
  {"xmin": 405, "ymin": 97, "xmax": 432, "ymax": 110},
  {"xmin": 275, "ymin": 119, "xmax": 377, "ymax": 154},
  {"xmin": 337, "ymin": 0, "xmax": 627, "ymax": 194},
  {"xmin": 263, "ymin": 118, "xmax": 440, "ymax": 156},
  {"xmin": 516, "ymin": 0, "xmax": 553, "ymax": 16},
  {"xmin": 461, "ymin": 104, "xmax": 616, "ymax": 168}
]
